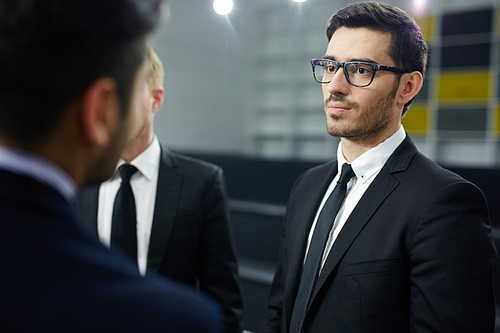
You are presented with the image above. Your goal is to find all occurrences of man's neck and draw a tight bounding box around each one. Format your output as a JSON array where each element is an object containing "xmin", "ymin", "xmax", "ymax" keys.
[
  {"xmin": 122, "ymin": 132, "xmax": 154, "ymax": 164},
  {"xmin": 340, "ymin": 124, "xmax": 401, "ymax": 162}
]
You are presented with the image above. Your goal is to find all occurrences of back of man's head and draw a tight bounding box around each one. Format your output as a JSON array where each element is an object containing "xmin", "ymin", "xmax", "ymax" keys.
[
  {"xmin": 147, "ymin": 46, "xmax": 164, "ymax": 92},
  {"xmin": 0, "ymin": 0, "xmax": 161, "ymax": 147}
]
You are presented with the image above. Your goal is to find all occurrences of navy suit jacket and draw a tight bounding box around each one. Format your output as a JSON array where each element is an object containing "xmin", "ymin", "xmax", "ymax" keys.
[
  {"xmin": 78, "ymin": 146, "xmax": 243, "ymax": 333},
  {"xmin": 0, "ymin": 169, "xmax": 221, "ymax": 332},
  {"xmin": 259, "ymin": 135, "xmax": 498, "ymax": 333}
]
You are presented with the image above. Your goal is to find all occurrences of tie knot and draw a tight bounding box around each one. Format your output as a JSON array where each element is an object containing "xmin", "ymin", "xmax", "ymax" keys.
[
  {"xmin": 119, "ymin": 164, "xmax": 137, "ymax": 184},
  {"xmin": 338, "ymin": 163, "xmax": 354, "ymax": 185}
]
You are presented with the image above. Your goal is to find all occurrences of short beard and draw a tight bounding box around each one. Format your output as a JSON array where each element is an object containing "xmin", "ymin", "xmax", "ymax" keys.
[{"xmin": 325, "ymin": 82, "xmax": 398, "ymax": 142}]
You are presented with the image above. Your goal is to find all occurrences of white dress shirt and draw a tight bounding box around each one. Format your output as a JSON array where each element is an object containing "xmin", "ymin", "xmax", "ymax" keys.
[
  {"xmin": 306, "ymin": 125, "xmax": 406, "ymax": 271},
  {"xmin": 97, "ymin": 136, "xmax": 160, "ymax": 276},
  {"xmin": 0, "ymin": 145, "xmax": 76, "ymax": 202}
]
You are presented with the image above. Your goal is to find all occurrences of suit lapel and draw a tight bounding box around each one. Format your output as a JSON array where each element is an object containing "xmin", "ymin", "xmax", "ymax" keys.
[
  {"xmin": 310, "ymin": 167, "xmax": 399, "ymax": 302},
  {"xmin": 284, "ymin": 161, "xmax": 338, "ymax": 327},
  {"xmin": 309, "ymin": 135, "xmax": 418, "ymax": 309},
  {"xmin": 146, "ymin": 146, "xmax": 183, "ymax": 273}
]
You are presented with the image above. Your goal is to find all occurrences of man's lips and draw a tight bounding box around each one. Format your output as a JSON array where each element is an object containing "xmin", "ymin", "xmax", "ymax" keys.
[{"xmin": 326, "ymin": 104, "xmax": 352, "ymax": 115}]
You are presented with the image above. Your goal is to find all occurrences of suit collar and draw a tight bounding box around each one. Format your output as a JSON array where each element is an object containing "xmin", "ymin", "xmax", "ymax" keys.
[
  {"xmin": 384, "ymin": 134, "xmax": 419, "ymax": 173},
  {"xmin": 157, "ymin": 144, "xmax": 179, "ymax": 169},
  {"xmin": 341, "ymin": 125, "xmax": 407, "ymax": 184},
  {"xmin": 0, "ymin": 145, "xmax": 76, "ymax": 202}
]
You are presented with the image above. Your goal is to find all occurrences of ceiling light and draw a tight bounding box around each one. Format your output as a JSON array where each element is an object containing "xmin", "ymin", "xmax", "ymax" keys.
[{"xmin": 213, "ymin": 0, "xmax": 233, "ymax": 16}]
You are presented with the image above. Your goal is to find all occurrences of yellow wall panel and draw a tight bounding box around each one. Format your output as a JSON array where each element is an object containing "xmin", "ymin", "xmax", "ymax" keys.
[
  {"xmin": 437, "ymin": 71, "xmax": 490, "ymax": 105},
  {"xmin": 402, "ymin": 104, "xmax": 429, "ymax": 135},
  {"xmin": 415, "ymin": 15, "xmax": 437, "ymax": 44}
]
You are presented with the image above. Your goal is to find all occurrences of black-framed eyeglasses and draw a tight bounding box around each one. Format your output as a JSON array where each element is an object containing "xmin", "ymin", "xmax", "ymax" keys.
[{"xmin": 311, "ymin": 58, "xmax": 411, "ymax": 87}]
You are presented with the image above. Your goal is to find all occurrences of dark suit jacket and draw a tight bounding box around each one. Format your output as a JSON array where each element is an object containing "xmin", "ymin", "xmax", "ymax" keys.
[
  {"xmin": 259, "ymin": 135, "xmax": 498, "ymax": 333},
  {"xmin": 79, "ymin": 146, "xmax": 243, "ymax": 333},
  {"xmin": 0, "ymin": 169, "xmax": 221, "ymax": 332}
]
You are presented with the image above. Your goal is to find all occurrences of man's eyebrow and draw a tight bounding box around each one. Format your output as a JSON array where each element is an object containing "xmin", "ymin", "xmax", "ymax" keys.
[
  {"xmin": 351, "ymin": 57, "xmax": 379, "ymax": 64},
  {"xmin": 322, "ymin": 55, "xmax": 379, "ymax": 64}
]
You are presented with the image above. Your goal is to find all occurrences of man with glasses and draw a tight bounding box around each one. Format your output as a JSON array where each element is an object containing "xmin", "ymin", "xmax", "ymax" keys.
[{"xmin": 259, "ymin": 2, "xmax": 497, "ymax": 333}]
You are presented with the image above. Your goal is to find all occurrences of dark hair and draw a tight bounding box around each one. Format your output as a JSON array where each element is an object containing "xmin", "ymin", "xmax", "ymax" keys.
[
  {"xmin": 0, "ymin": 0, "xmax": 161, "ymax": 145},
  {"xmin": 326, "ymin": 2, "xmax": 429, "ymax": 115}
]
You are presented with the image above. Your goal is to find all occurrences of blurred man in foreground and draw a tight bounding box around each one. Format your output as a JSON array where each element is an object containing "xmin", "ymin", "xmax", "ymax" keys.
[{"xmin": 0, "ymin": 0, "xmax": 221, "ymax": 331}]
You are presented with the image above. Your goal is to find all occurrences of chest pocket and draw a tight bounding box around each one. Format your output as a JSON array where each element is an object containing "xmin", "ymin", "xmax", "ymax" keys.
[{"xmin": 342, "ymin": 258, "xmax": 399, "ymax": 277}]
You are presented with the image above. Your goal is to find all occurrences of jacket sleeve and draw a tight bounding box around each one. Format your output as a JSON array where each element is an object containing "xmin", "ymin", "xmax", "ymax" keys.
[
  {"xmin": 409, "ymin": 180, "xmax": 498, "ymax": 332},
  {"xmin": 197, "ymin": 167, "xmax": 244, "ymax": 333},
  {"xmin": 258, "ymin": 170, "xmax": 309, "ymax": 333},
  {"xmin": 257, "ymin": 222, "xmax": 286, "ymax": 333}
]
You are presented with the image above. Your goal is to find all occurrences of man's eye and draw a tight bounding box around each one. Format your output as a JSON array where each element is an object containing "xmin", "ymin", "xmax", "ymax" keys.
[
  {"xmin": 354, "ymin": 66, "xmax": 372, "ymax": 75},
  {"xmin": 326, "ymin": 65, "xmax": 336, "ymax": 73}
]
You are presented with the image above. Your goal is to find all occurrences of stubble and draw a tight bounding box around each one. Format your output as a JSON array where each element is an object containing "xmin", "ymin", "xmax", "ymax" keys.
[{"xmin": 325, "ymin": 83, "xmax": 398, "ymax": 142}]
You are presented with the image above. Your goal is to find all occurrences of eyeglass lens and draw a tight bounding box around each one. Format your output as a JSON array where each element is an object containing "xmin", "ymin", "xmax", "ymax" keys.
[{"xmin": 314, "ymin": 60, "xmax": 374, "ymax": 87}]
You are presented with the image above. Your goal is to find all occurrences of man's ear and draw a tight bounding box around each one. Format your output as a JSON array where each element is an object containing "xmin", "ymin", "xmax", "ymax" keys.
[
  {"xmin": 151, "ymin": 87, "xmax": 165, "ymax": 114},
  {"xmin": 80, "ymin": 78, "xmax": 119, "ymax": 148},
  {"xmin": 398, "ymin": 71, "xmax": 423, "ymax": 106}
]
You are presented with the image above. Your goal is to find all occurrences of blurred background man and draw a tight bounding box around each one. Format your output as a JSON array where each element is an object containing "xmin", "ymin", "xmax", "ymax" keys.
[{"xmin": 79, "ymin": 46, "xmax": 243, "ymax": 333}]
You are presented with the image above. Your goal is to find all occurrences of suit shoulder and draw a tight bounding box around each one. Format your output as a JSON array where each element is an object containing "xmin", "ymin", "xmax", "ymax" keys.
[
  {"xmin": 409, "ymin": 152, "xmax": 470, "ymax": 186},
  {"xmin": 286, "ymin": 160, "xmax": 336, "ymax": 196},
  {"xmin": 392, "ymin": 151, "xmax": 489, "ymax": 206},
  {"xmin": 296, "ymin": 160, "xmax": 336, "ymax": 183},
  {"xmin": 165, "ymin": 150, "xmax": 222, "ymax": 176}
]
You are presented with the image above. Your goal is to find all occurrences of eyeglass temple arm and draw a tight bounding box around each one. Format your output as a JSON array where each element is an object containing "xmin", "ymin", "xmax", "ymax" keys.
[{"xmin": 377, "ymin": 64, "xmax": 411, "ymax": 74}]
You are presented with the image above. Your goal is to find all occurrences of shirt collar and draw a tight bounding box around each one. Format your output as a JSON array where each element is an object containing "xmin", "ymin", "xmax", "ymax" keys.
[
  {"xmin": 0, "ymin": 145, "xmax": 77, "ymax": 202},
  {"xmin": 114, "ymin": 136, "xmax": 160, "ymax": 182},
  {"xmin": 337, "ymin": 125, "xmax": 406, "ymax": 183}
]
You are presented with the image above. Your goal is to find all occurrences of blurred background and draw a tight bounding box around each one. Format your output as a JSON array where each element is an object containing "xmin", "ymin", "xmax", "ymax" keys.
[
  {"xmin": 150, "ymin": 0, "xmax": 500, "ymax": 331},
  {"xmin": 152, "ymin": 0, "xmax": 500, "ymax": 166}
]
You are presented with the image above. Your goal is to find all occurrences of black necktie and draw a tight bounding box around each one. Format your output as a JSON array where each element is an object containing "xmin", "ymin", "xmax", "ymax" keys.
[
  {"xmin": 110, "ymin": 164, "xmax": 138, "ymax": 262},
  {"xmin": 289, "ymin": 163, "xmax": 355, "ymax": 333}
]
